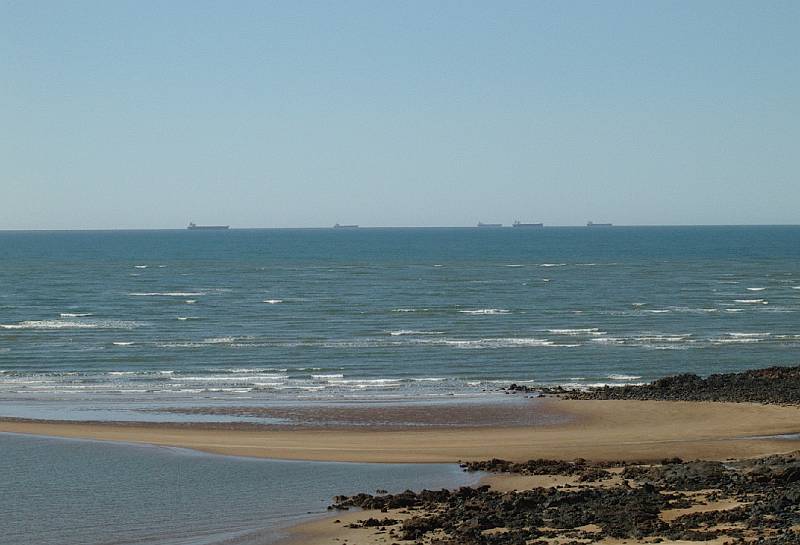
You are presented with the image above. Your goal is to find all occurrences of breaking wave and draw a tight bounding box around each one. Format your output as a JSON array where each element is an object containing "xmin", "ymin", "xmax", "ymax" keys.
[
  {"xmin": 1, "ymin": 320, "xmax": 142, "ymax": 330},
  {"xmin": 459, "ymin": 309, "xmax": 511, "ymax": 315},
  {"xmin": 547, "ymin": 328, "xmax": 605, "ymax": 336},
  {"xmin": 129, "ymin": 292, "xmax": 206, "ymax": 297}
]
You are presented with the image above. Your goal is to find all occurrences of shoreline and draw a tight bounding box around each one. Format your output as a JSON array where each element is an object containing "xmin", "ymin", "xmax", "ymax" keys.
[{"xmin": 2, "ymin": 398, "xmax": 799, "ymax": 463}]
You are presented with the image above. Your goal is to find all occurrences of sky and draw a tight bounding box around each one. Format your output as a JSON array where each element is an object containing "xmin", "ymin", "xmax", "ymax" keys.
[{"xmin": 1, "ymin": 1, "xmax": 798, "ymax": 229}]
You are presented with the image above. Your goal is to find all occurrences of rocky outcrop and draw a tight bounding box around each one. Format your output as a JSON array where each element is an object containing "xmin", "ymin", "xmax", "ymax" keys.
[
  {"xmin": 509, "ymin": 365, "xmax": 800, "ymax": 404},
  {"xmin": 329, "ymin": 453, "xmax": 800, "ymax": 544}
]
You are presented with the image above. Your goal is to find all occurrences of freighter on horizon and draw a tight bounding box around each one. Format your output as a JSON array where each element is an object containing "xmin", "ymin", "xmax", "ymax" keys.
[
  {"xmin": 587, "ymin": 221, "xmax": 613, "ymax": 227},
  {"xmin": 333, "ymin": 223, "xmax": 359, "ymax": 229},
  {"xmin": 477, "ymin": 222, "xmax": 503, "ymax": 228},
  {"xmin": 187, "ymin": 222, "xmax": 229, "ymax": 230},
  {"xmin": 512, "ymin": 220, "xmax": 544, "ymax": 228}
]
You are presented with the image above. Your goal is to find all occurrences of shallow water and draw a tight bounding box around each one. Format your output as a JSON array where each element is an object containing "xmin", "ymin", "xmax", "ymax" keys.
[
  {"xmin": 1, "ymin": 226, "xmax": 799, "ymax": 420},
  {"xmin": 0, "ymin": 433, "xmax": 476, "ymax": 545}
]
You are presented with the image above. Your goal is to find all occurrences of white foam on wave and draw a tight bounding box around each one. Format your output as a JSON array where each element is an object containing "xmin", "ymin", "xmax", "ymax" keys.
[
  {"xmin": 134, "ymin": 265, "xmax": 148, "ymax": 269},
  {"xmin": 734, "ymin": 299, "xmax": 767, "ymax": 304},
  {"xmin": 725, "ymin": 308, "xmax": 744, "ymax": 312},
  {"xmin": 633, "ymin": 334, "xmax": 692, "ymax": 343},
  {"xmin": 112, "ymin": 341, "xmax": 134, "ymax": 346},
  {"xmin": 175, "ymin": 374, "xmax": 288, "ymax": 382},
  {"xmin": 607, "ymin": 374, "xmax": 642, "ymax": 380},
  {"xmin": 547, "ymin": 328, "xmax": 605, "ymax": 336},
  {"xmin": 669, "ymin": 307, "xmax": 718, "ymax": 314},
  {"xmin": 312, "ymin": 374, "xmax": 344, "ymax": 379},
  {"xmin": 389, "ymin": 330, "xmax": 444, "ymax": 336},
  {"xmin": 225, "ymin": 367, "xmax": 287, "ymax": 373},
  {"xmin": 459, "ymin": 309, "xmax": 511, "ymax": 315},
  {"xmin": 326, "ymin": 378, "xmax": 401, "ymax": 385},
  {"xmin": 590, "ymin": 337, "xmax": 624, "ymax": 344},
  {"xmin": 441, "ymin": 337, "xmax": 558, "ymax": 348},
  {"xmin": 746, "ymin": 287, "xmax": 766, "ymax": 292},
  {"xmin": 505, "ymin": 264, "xmax": 524, "ymax": 267},
  {"xmin": 540, "ymin": 263, "xmax": 566, "ymax": 267},
  {"xmin": 263, "ymin": 299, "xmax": 283, "ymax": 304},
  {"xmin": 176, "ymin": 317, "xmax": 198, "ymax": 321},
  {"xmin": 129, "ymin": 292, "xmax": 205, "ymax": 297},
  {"xmin": 792, "ymin": 286, "xmax": 800, "ymax": 290},
  {"xmin": 202, "ymin": 337, "xmax": 236, "ymax": 344},
  {"xmin": 59, "ymin": 312, "xmax": 93, "ymax": 317},
  {"xmin": 185, "ymin": 300, "xmax": 197, "ymax": 304},
  {"xmin": 0, "ymin": 319, "xmax": 141, "ymax": 330},
  {"xmin": 391, "ymin": 308, "xmax": 428, "ymax": 313},
  {"xmin": 643, "ymin": 309, "xmax": 670, "ymax": 314},
  {"xmin": 713, "ymin": 332, "xmax": 771, "ymax": 344}
]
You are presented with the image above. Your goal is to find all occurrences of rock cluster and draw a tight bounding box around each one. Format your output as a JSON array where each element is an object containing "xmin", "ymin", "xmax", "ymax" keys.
[
  {"xmin": 508, "ymin": 365, "xmax": 800, "ymax": 404},
  {"xmin": 330, "ymin": 453, "xmax": 800, "ymax": 544},
  {"xmin": 460, "ymin": 458, "xmax": 613, "ymax": 482}
]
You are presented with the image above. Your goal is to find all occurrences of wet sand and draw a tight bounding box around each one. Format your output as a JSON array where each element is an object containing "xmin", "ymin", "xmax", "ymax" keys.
[{"xmin": 1, "ymin": 398, "xmax": 798, "ymax": 463}]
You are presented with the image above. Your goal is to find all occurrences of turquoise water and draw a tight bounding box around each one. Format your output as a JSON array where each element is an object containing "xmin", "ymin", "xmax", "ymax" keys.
[
  {"xmin": 0, "ymin": 433, "xmax": 475, "ymax": 545},
  {"xmin": 1, "ymin": 227, "xmax": 798, "ymax": 545},
  {"xmin": 1, "ymin": 226, "xmax": 799, "ymax": 418}
]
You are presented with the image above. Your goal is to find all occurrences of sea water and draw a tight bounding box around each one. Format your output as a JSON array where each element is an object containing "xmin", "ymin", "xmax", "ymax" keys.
[
  {"xmin": 2, "ymin": 226, "xmax": 799, "ymax": 545},
  {"xmin": 0, "ymin": 433, "xmax": 475, "ymax": 545},
  {"xmin": 1, "ymin": 226, "xmax": 799, "ymax": 417}
]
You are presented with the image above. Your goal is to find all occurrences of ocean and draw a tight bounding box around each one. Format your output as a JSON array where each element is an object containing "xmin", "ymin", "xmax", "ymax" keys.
[
  {"xmin": 0, "ymin": 433, "xmax": 474, "ymax": 545},
  {"xmin": 1, "ymin": 226, "xmax": 799, "ymax": 420}
]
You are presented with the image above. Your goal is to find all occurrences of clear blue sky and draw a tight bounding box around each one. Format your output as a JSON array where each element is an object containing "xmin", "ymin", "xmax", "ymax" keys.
[{"xmin": 2, "ymin": 1, "xmax": 798, "ymax": 229}]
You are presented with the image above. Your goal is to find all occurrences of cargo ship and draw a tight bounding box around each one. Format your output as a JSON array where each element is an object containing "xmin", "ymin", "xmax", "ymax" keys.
[
  {"xmin": 512, "ymin": 220, "xmax": 544, "ymax": 228},
  {"xmin": 586, "ymin": 221, "xmax": 613, "ymax": 227},
  {"xmin": 477, "ymin": 222, "xmax": 503, "ymax": 228},
  {"xmin": 333, "ymin": 224, "xmax": 359, "ymax": 229},
  {"xmin": 187, "ymin": 222, "xmax": 229, "ymax": 230}
]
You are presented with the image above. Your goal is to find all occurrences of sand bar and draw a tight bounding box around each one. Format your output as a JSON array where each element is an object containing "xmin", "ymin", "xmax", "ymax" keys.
[{"xmin": 1, "ymin": 399, "xmax": 799, "ymax": 463}]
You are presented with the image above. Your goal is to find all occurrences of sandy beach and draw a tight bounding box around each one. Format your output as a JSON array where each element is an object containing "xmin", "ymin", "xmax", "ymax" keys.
[
  {"xmin": 2, "ymin": 397, "xmax": 799, "ymax": 545},
  {"xmin": 1, "ymin": 398, "xmax": 798, "ymax": 463}
]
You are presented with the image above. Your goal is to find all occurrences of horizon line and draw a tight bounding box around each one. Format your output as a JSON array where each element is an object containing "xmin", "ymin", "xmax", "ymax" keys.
[{"xmin": 1, "ymin": 223, "xmax": 799, "ymax": 232}]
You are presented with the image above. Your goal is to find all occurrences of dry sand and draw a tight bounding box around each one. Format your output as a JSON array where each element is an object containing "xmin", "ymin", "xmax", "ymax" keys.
[{"xmin": 1, "ymin": 399, "xmax": 798, "ymax": 463}]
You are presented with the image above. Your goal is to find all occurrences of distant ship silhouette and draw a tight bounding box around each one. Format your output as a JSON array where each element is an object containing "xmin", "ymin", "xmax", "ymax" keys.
[
  {"xmin": 512, "ymin": 220, "xmax": 543, "ymax": 228},
  {"xmin": 187, "ymin": 222, "xmax": 229, "ymax": 230}
]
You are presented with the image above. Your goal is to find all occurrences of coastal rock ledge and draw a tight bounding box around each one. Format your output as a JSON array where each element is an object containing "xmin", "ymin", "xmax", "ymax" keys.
[
  {"xmin": 508, "ymin": 365, "xmax": 800, "ymax": 405},
  {"xmin": 329, "ymin": 453, "xmax": 800, "ymax": 545}
]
